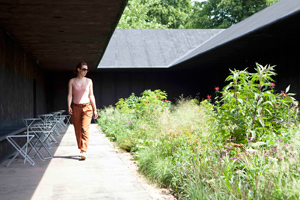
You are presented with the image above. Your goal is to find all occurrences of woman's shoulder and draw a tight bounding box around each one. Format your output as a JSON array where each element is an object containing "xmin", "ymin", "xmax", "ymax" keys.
[
  {"xmin": 69, "ymin": 78, "xmax": 75, "ymax": 84},
  {"xmin": 86, "ymin": 78, "xmax": 93, "ymax": 84}
]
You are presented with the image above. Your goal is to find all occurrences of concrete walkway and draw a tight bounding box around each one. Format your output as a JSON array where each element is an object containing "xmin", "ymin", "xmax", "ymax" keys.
[{"xmin": 0, "ymin": 124, "xmax": 152, "ymax": 200}]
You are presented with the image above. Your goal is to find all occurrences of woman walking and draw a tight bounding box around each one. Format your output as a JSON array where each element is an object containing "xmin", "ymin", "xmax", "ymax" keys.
[{"xmin": 67, "ymin": 62, "xmax": 98, "ymax": 160}]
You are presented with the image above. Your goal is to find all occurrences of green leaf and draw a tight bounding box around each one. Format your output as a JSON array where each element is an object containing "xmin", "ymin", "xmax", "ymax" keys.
[
  {"xmin": 263, "ymin": 101, "xmax": 273, "ymax": 106},
  {"xmin": 257, "ymin": 98, "xmax": 263, "ymax": 106},
  {"xmin": 285, "ymin": 85, "xmax": 290, "ymax": 93},
  {"xmin": 265, "ymin": 108, "xmax": 272, "ymax": 116},
  {"xmin": 254, "ymin": 93, "xmax": 259, "ymax": 100},
  {"xmin": 259, "ymin": 118, "xmax": 264, "ymax": 127},
  {"xmin": 262, "ymin": 193, "xmax": 282, "ymax": 200}
]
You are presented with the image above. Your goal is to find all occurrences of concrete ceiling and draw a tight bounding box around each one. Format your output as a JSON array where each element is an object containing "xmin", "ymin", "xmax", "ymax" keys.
[{"xmin": 0, "ymin": 0, "xmax": 127, "ymax": 71}]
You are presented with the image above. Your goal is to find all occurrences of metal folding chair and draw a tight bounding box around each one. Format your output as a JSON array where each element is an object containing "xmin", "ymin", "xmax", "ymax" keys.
[
  {"xmin": 5, "ymin": 118, "xmax": 40, "ymax": 167},
  {"xmin": 26, "ymin": 121, "xmax": 57, "ymax": 160},
  {"xmin": 5, "ymin": 134, "xmax": 36, "ymax": 167},
  {"xmin": 38, "ymin": 114, "xmax": 58, "ymax": 145},
  {"xmin": 61, "ymin": 114, "xmax": 71, "ymax": 125}
]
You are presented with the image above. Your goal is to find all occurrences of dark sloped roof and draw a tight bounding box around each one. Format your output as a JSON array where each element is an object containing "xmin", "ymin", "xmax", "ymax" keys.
[
  {"xmin": 97, "ymin": 29, "xmax": 224, "ymax": 68},
  {"xmin": 170, "ymin": 0, "xmax": 300, "ymax": 67}
]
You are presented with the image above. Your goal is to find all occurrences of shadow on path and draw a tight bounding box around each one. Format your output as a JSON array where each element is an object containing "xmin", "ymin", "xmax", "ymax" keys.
[
  {"xmin": 53, "ymin": 155, "xmax": 80, "ymax": 160},
  {"xmin": 0, "ymin": 124, "xmax": 151, "ymax": 200},
  {"xmin": 0, "ymin": 126, "xmax": 68, "ymax": 200}
]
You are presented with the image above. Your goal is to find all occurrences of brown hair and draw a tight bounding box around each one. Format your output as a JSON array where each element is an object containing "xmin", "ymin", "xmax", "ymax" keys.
[{"xmin": 74, "ymin": 61, "xmax": 88, "ymax": 74}]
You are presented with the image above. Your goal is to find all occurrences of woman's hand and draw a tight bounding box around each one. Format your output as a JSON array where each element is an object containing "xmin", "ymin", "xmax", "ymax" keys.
[
  {"xmin": 94, "ymin": 110, "xmax": 98, "ymax": 119},
  {"xmin": 68, "ymin": 107, "xmax": 73, "ymax": 115}
]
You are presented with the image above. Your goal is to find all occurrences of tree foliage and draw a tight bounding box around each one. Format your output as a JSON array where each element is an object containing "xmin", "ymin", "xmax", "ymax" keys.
[
  {"xmin": 117, "ymin": 0, "xmax": 280, "ymax": 29},
  {"xmin": 117, "ymin": 0, "xmax": 167, "ymax": 28},
  {"xmin": 117, "ymin": 0, "xmax": 192, "ymax": 29},
  {"xmin": 188, "ymin": 0, "xmax": 279, "ymax": 29}
]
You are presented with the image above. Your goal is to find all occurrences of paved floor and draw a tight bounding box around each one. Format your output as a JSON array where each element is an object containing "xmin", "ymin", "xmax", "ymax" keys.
[{"xmin": 0, "ymin": 124, "xmax": 152, "ymax": 200}]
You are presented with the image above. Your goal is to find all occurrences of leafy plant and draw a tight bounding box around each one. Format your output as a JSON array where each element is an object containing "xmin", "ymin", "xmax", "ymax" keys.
[{"xmin": 216, "ymin": 63, "xmax": 297, "ymax": 143}]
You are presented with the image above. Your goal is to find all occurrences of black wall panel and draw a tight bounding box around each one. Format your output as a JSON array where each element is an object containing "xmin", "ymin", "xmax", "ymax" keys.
[{"xmin": 0, "ymin": 29, "xmax": 47, "ymax": 131}]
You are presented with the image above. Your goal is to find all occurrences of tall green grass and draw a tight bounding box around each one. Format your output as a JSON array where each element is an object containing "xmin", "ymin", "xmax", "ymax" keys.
[
  {"xmin": 98, "ymin": 96, "xmax": 300, "ymax": 199},
  {"xmin": 97, "ymin": 65, "xmax": 300, "ymax": 199}
]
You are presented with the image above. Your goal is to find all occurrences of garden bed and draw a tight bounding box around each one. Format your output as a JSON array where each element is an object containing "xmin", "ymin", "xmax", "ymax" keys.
[{"xmin": 97, "ymin": 64, "xmax": 300, "ymax": 200}]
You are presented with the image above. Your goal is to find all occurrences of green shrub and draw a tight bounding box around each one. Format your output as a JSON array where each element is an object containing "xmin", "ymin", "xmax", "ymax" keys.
[{"xmin": 215, "ymin": 63, "xmax": 297, "ymax": 143}]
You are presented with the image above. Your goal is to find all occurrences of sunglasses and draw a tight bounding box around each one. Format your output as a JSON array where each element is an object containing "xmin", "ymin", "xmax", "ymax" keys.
[{"xmin": 81, "ymin": 68, "xmax": 89, "ymax": 72}]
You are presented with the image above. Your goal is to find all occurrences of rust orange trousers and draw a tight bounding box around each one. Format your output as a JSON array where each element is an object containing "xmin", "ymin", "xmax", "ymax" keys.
[{"xmin": 71, "ymin": 103, "xmax": 93, "ymax": 152}]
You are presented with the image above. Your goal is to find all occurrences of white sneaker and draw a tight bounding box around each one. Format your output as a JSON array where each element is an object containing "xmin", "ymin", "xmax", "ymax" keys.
[
  {"xmin": 80, "ymin": 152, "xmax": 87, "ymax": 160},
  {"xmin": 79, "ymin": 150, "xmax": 83, "ymax": 157}
]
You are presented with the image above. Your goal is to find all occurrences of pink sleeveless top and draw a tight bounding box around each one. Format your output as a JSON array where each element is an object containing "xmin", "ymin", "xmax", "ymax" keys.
[{"xmin": 72, "ymin": 78, "xmax": 91, "ymax": 104}]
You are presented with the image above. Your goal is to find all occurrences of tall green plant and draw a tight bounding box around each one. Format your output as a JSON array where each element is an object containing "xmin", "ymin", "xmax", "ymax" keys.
[{"xmin": 216, "ymin": 63, "xmax": 297, "ymax": 143}]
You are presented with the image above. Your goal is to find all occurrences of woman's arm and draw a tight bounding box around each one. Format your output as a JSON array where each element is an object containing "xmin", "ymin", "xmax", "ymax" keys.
[
  {"xmin": 67, "ymin": 79, "xmax": 73, "ymax": 115},
  {"xmin": 89, "ymin": 79, "xmax": 98, "ymax": 119}
]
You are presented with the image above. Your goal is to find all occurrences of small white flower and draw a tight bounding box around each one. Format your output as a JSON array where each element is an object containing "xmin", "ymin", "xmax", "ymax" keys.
[
  {"xmin": 246, "ymin": 149, "xmax": 258, "ymax": 152},
  {"xmin": 250, "ymin": 142, "xmax": 266, "ymax": 147},
  {"xmin": 268, "ymin": 157, "xmax": 278, "ymax": 162}
]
